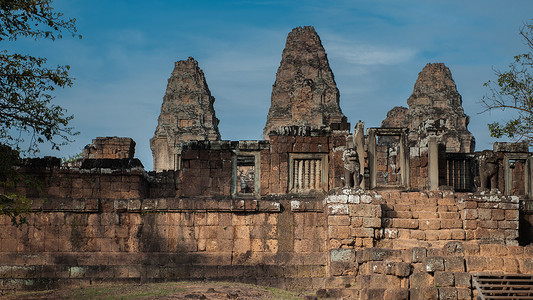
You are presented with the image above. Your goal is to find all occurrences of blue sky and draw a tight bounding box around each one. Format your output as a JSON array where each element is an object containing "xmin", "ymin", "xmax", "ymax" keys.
[{"xmin": 7, "ymin": 0, "xmax": 533, "ymax": 170}]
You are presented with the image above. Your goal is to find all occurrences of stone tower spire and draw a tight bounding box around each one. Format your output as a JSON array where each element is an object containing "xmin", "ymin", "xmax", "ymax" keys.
[
  {"xmin": 382, "ymin": 63, "xmax": 475, "ymax": 152},
  {"xmin": 150, "ymin": 57, "xmax": 220, "ymax": 172},
  {"xmin": 263, "ymin": 26, "xmax": 347, "ymax": 139}
]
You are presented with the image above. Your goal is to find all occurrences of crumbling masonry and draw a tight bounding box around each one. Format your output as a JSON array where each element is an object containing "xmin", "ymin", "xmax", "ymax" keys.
[{"xmin": 2, "ymin": 26, "xmax": 533, "ymax": 299}]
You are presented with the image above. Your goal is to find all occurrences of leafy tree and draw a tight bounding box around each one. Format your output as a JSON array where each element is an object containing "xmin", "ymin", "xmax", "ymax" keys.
[
  {"xmin": 0, "ymin": 0, "xmax": 80, "ymax": 226},
  {"xmin": 481, "ymin": 20, "xmax": 533, "ymax": 144}
]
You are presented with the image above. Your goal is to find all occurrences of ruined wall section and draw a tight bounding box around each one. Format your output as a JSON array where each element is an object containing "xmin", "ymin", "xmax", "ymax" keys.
[
  {"xmin": 0, "ymin": 198, "xmax": 328, "ymax": 291},
  {"xmin": 151, "ymin": 57, "xmax": 220, "ymax": 172},
  {"xmin": 263, "ymin": 26, "xmax": 347, "ymax": 139},
  {"xmin": 325, "ymin": 190, "xmax": 520, "ymax": 253},
  {"xmin": 382, "ymin": 63, "xmax": 475, "ymax": 190},
  {"xmin": 82, "ymin": 137, "xmax": 136, "ymax": 160},
  {"xmin": 323, "ymin": 190, "xmax": 526, "ymax": 299},
  {"xmin": 264, "ymin": 128, "xmax": 347, "ymax": 195}
]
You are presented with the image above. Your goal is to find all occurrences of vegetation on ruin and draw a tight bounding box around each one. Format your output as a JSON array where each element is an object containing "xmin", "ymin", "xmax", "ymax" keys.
[
  {"xmin": 482, "ymin": 20, "xmax": 533, "ymax": 145},
  {"xmin": 2, "ymin": 281, "xmax": 307, "ymax": 299},
  {"xmin": 0, "ymin": 0, "xmax": 80, "ymax": 226}
]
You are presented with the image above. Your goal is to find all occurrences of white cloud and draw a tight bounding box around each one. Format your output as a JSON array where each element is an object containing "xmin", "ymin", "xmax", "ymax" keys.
[{"xmin": 326, "ymin": 40, "xmax": 417, "ymax": 65}]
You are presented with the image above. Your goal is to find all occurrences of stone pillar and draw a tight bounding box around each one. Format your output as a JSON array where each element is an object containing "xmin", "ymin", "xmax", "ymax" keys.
[
  {"xmin": 428, "ymin": 137, "xmax": 439, "ymax": 191},
  {"xmin": 368, "ymin": 129, "xmax": 377, "ymax": 189},
  {"xmin": 399, "ymin": 130, "xmax": 410, "ymax": 188}
]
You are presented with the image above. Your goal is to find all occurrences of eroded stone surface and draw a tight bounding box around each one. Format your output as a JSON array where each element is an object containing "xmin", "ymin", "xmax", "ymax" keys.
[
  {"xmin": 382, "ymin": 63, "xmax": 475, "ymax": 153},
  {"xmin": 151, "ymin": 57, "xmax": 220, "ymax": 172},
  {"xmin": 263, "ymin": 26, "xmax": 346, "ymax": 139},
  {"xmin": 82, "ymin": 137, "xmax": 136, "ymax": 159}
]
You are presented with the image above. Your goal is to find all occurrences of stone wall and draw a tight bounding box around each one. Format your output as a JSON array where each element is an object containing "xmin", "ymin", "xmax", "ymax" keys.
[
  {"xmin": 82, "ymin": 137, "xmax": 136, "ymax": 160},
  {"xmin": 325, "ymin": 190, "xmax": 520, "ymax": 253},
  {"xmin": 319, "ymin": 242, "xmax": 533, "ymax": 299},
  {"xmin": 0, "ymin": 198, "xmax": 328, "ymax": 291},
  {"xmin": 1, "ymin": 161, "xmax": 531, "ymax": 297}
]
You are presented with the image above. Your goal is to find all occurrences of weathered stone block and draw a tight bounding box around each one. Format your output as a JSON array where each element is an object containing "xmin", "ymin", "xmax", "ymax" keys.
[
  {"xmin": 384, "ymin": 288, "xmax": 409, "ymax": 300},
  {"xmin": 425, "ymin": 256, "xmax": 445, "ymax": 272},
  {"xmin": 329, "ymin": 226, "xmax": 350, "ymax": 239},
  {"xmin": 359, "ymin": 274, "xmax": 401, "ymax": 289},
  {"xmin": 363, "ymin": 217, "xmax": 381, "ymax": 228},
  {"xmin": 438, "ymin": 287, "xmax": 457, "ymax": 300},
  {"xmin": 393, "ymin": 219, "xmax": 419, "ymax": 229},
  {"xmin": 434, "ymin": 271, "xmax": 454, "ymax": 287},
  {"xmin": 362, "ymin": 248, "xmax": 401, "ymax": 262},
  {"xmin": 477, "ymin": 208, "xmax": 491, "ymax": 220},
  {"xmin": 412, "ymin": 247, "xmax": 427, "ymax": 263},
  {"xmin": 328, "ymin": 204, "xmax": 349, "ymax": 215},
  {"xmin": 419, "ymin": 219, "xmax": 441, "ymax": 230},
  {"xmin": 444, "ymin": 257, "xmax": 465, "ymax": 272},
  {"xmin": 361, "ymin": 288, "xmax": 386, "ymax": 299},
  {"xmin": 456, "ymin": 287, "xmax": 471, "ymax": 300},
  {"xmin": 440, "ymin": 219, "xmax": 462, "ymax": 229},
  {"xmin": 328, "ymin": 215, "xmax": 350, "ymax": 226},
  {"xmin": 352, "ymin": 227, "xmax": 374, "ymax": 238},
  {"xmin": 454, "ymin": 272, "xmax": 471, "ymax": 288},
  {"xmin": 410, "ymin": 287, "xmax": 439, "ymax": 300}
]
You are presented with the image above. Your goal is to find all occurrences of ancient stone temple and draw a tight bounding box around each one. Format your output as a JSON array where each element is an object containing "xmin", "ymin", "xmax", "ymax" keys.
[
  {"xmin": 150, "ymin": 57, "xmax": 220, "ymax": 172},
  {"xmin": 382, "ymin": 63, "xmax": 475, "ymax": 153},
  {"xmin": 263, "ymin": 26, "xmax": 348, "ymax": 139},
  {"xmin": 2, "ymin": 27, "xmax": 533, "ymax": 300}
]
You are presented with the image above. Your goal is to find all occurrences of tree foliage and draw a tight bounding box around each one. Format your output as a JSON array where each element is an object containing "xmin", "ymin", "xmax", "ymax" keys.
[
  {"xmin": 482, "ymin": 20, "xmax": 533, "ymax": 144},
  {"xmin": 0, "ymin": 0, "xmax": 79, "ymax": 226}
]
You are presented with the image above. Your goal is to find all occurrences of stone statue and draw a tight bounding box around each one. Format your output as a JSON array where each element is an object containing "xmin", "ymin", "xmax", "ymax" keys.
[
  {"xmin": 479, "ymin": 151, "xmax": 498, "ymax": 190},
  {"xmin": 343, "ymin": 147, "xmax": 361, "ymax": 188},
  {"xmin": 343, "ymin": 121, "xmax": 365, "ymax": 189}
]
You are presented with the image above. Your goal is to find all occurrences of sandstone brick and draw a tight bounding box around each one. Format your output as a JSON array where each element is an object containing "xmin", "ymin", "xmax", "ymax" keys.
[
  {"xmin": 456, "ymin": 288, "xmax": 471, "ymax": 300},
  {"xmin": 440, "ymin": 219, "xmax": 462, "ymax": 229},
  {"xmin": 414, "ymin": 212, "xmax": 439, "ymax": 219},
  {"xmin": 359, "ymin": 274, "xmax": 401, "ymax": 289},
  {"xmin": 438, "ymin": 287, "xmax": 457, "ymax": 300},
  {"xmin": 479, "ymin": 244, "xmax": 506, "ymax": 257},
  {"xmin": 425, "ymin": 256, "xmax": 445, "ymax": 272},
  {"xmin": 410, "ymin": 230, "xmax": 425, "ymax": 240},
  {"xmin": 362, "ymin": 248, "xmax": 402, "ymax": 262},
  {"xmin": 352, "ymin": 227, "xmax": 374, "ymax": 238},
  {"xmin": 498, "ymin": 220, "xmax": 519, "ymax": 229},
  {"xmin": 439, "ymin": 212, "xmax": 460, "ymax": 219},
  {"xmin": 454, "ymin": 272, "xmax": 471, "ymax": 288},
  {"xmin": 505, "ymin": 209, "xmax": 519, "ymax": 221},
  {"xmin": 462, "ymin": 220, "xmax": 476, "ymax": 230},
  {"xmin": 425, "ymin": 230, "xmax": 440, "ymax": 241},
  {"xmin": 478, "ymin": 220, "xmax": 498, "ymax": 229},
  {"xmin": 491, "ymin": 209, "xmax": 505, "ymax": 220},
  {"xmin": 419, "ymin": 220, "xmax": 441, "ymax": 230},
  {"xmin": 266, "ymin": 239, "xmax": 278, "ymax": 253},
  {"xmin": 328, "ymin": 215, "xmax": 350, "ymax": 226},
  {"xmin": 477, "ymin": 209, "xmax": 491, "ymax": 220},
  {"xmin": 412, "ymin": 247, "xmax": 427, "ymax": 263},
  {"xmin": 393, "ymin": 219, "xmax": 419, "ymax": 229},
  {"xmin": 503, "ymin": 257, "xmax": 519, "ymax": 273},
  {"xmin": 444, "ymin": 257, "xmax": 465, "ymax": 272},
  {"xmin": 434, "ymin": 271, "xmax": 454, "ymax": 287},
  {"xmin": 233, "ymin": 239, "xmax": 250, "ymax": 253},
  {"xmin": 410, "ymin": 272, "xmax": 434, "ymax": 288},
  {"xmin": 362, "ymin": 217, "xmax": 382, "ymax": 229},
  {"xmin": 384, "ymin": 288, "xmax": 409, "ymax": 300},
  {"xmin": 349, "ymin": 204, "xmax": 381, "ymax": 217},
  {"xmin": 360, "ymin": 288, "xmax": 385, "ymax": 299},
  {"xmin": 410, "ymin": 287, "xmax": 438, "ymax": 300},
  {"xmin": 329, "ymin": 226, "xmax": 350, "ymax": 239},
  {"xmin": 328, "ymin": 204, "xmax": 349, "ymax": 215},
  {"xmin": 350, "ymin": 216, "xmax": 363, "ymax": 227},
  {"xmin": 518, "ymin": 257, "xmax": 533, "ymax": 273}
]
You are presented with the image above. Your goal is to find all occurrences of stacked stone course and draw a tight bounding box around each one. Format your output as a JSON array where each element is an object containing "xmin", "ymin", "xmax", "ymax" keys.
[{"xmin": 2, "ymin": 26, "xmax": 533, "ymax": 299}]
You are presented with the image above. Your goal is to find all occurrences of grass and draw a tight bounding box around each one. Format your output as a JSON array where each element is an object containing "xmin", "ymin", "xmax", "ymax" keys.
[{"xmin": 2, "ymin": 280, "xmax": 309, "ymax": 299}]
